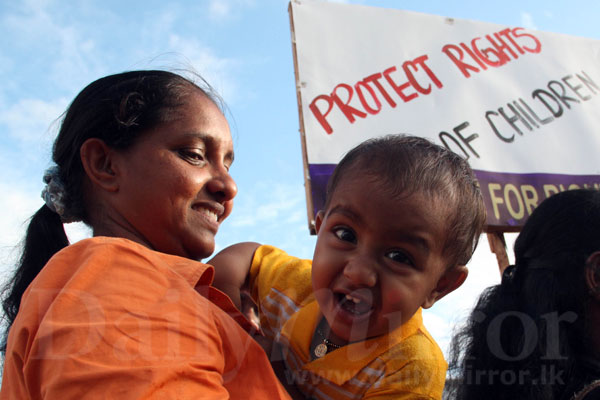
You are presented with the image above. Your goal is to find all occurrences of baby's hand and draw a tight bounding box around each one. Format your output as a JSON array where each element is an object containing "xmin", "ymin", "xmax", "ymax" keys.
[{"xmin": 240, "ymin": 291, "xmax": 261, "ymax": 332}]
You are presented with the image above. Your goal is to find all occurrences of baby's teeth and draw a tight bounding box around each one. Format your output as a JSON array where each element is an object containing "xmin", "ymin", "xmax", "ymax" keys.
[{"xmin": 345, "ymin": 294, "xmax": 360, "ymax": 303}]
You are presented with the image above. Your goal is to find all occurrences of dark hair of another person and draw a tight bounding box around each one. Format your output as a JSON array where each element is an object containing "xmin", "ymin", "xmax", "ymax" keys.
[
  {"xmin": 447, "ymin": 189, "xmax": 600, "ymax": 400},
  {"xmin": 1, "ymin": 70, "xmax": 220, "ymax": 352},
  {"xmin": 324, "ymin": 134, "xmax": 486, "ymax": 268}
]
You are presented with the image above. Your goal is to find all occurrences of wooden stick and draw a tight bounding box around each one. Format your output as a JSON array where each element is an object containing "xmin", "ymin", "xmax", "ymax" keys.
[
  {"xmin": 487, "ymin": 232, "xmax": 509, "ymax": 275},
  {"xmin": 288, "ymin": 1, "xmax": 316, "ymax": 235}
]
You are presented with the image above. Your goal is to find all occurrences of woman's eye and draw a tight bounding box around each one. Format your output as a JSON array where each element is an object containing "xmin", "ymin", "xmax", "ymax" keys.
[
  {"xmin": 179, "ymin": 149, "xmax": 205, "ymax": 164},
  {"xmin": 333, "ymin": 227, "xmax": 356, "ymax": 243},
  {"xmin": 386, "ymin": 250, "xmax": 414, "ymax": 266}
]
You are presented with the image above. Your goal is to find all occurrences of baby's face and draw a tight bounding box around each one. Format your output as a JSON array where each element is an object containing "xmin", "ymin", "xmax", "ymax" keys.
[{"xmin": 312, "ymin": 177, "xmax": 451, "ymax": 344}]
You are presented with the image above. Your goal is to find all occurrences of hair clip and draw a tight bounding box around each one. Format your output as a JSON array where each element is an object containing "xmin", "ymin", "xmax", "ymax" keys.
[{"xmin": 41, "ymin": 166, "xmax": 78, "ymax": 223}]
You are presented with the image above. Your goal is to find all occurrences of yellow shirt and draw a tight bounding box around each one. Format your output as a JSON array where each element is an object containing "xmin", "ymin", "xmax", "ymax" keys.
[
  {"xmin": 1, "ymin": 237, "xmax": 290, "ymax": 400},
  {"xmin": 250, "ymin": 245, "xmax": 447, "ymax": 400}
]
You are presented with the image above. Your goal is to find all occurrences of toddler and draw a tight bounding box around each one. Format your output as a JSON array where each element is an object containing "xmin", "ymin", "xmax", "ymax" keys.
[{"xmin": 211, "ymin": 134, "xmax": 486, "ymax": 399}]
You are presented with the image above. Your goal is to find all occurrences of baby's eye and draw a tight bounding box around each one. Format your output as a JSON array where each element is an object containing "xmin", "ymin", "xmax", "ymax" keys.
[
  {"xmin": 333, "ymin": 227, "xmax": 356, "ymax": 244},
  {"xmin": 386, "ymin": 250, "xmax": 414, "ymax": 266},
  {"xmin": 179, "ymin": 149, "xmax": 206, "ymax": 165}
]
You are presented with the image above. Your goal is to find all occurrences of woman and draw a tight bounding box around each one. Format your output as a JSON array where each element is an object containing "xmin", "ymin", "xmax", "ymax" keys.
[
  {"xmin": 448, "ymin": 189, "xmax": 600, "ymax": 400},
  {"xmin": 0, "ymin": 70, "xmax": 290, "ymax": 399}
]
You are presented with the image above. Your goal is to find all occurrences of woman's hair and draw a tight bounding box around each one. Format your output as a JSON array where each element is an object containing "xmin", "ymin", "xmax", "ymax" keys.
[
  {"xmin": 1, "ymin": 70, "xmax": 220, "ymax": 352},
  {"xmin": 448, "ymin": 188, "xmax": 600, "ymax": 400},
  {"xmin": 324, "ymin": 134, "xmax": 487, "ymax": 268}
]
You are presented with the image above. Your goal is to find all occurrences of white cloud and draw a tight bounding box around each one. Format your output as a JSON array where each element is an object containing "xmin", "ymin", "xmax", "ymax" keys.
[
  {"xmin": 0, "ymin": 98, "xmax": 67, "ymax": 145},
  {"xmin": 284, "ymin": 209, "xmax": 304, "ymax": 224},
  {"xmin": 2, "ymin": 0, "xmax": 246, "ymax": 107},
  {"xmin": 227, "ymin": 181, "xmax": 304, "ymax": 229},
  {"xmin": 209, "ymin": 1, "xmax": 232, "ymax": 19},
  {"xmin": 167, "ymin": 35, "xmax": 240, "ymax": 103},
  {"xmin": 520, "ymin": 12, "xmax": 538, "ymax": 30},
  {"xmin": 2, "ymin": 0, "xmax": 105, "ymax": 92},
  {"xmin": 0, "ymin": 183, "xmax": 43, "ymax": 281},
  {"xmin": 320, "ymin": 0, "xmax": 369, "ymax": 4},
  {"xmin": 207, "ymin": 0, "xmax": 257, "ymax": 21}
]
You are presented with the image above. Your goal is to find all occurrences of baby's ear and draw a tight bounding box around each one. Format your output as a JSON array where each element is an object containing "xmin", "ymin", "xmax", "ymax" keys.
[
  {"xmin": 422, "ymin": 266, "xmax": 468, "ymax": 309},
  {"xmin": 315, "ymin": 210, "xmax": 325, "ymax": 233}
]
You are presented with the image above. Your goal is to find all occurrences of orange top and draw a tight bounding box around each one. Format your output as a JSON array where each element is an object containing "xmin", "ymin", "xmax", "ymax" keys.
[{"xmin": 0, "ymin": 237, "xmax": 290, "ymax": 399}]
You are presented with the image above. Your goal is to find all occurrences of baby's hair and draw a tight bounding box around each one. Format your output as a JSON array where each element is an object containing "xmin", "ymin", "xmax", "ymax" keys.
[
  {"xmin": 448, "ymin": 189, "xmax": 600, "ymax": 400},
  {"xmin": 324, "ymin": 134, "xmax": 486, "ymax": 267},
  {"xmin": 1, "ymin": 70, "xmax": 220, "ymax": 352}
]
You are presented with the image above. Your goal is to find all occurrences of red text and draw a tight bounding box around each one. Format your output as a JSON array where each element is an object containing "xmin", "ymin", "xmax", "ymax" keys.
[
  {"xmin": 442, "ymin": 27, "xmax": 542, "ymax": 78},
  {"xmin": 309, "ymin": 55, "xmax": 442, "ymax": 135}
]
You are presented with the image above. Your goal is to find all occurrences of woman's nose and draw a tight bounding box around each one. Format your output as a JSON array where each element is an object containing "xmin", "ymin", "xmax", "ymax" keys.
[
  {"xmin": 207, "ymin": 167, "xmax": 238, "ymax": 202},
  {"xmin": 343, "ymin": 257, "xmax": 377, "ymax": 287}
]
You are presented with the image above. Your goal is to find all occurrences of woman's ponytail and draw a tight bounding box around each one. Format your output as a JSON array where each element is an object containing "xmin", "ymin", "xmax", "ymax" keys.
[{"xmin": 1, "ymin": 205, "xmax": 69, "ymax": 352}]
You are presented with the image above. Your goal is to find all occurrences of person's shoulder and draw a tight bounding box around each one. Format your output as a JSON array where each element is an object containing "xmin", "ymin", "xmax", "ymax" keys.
[
  {"xmin": 61, "ymin": 236, "xmax": 205, "ymax": 268},
  {"xmin": 377, "ymin": 312, "xmax": 446, "ymax": 372},
  {"xmin": 572, "ymin": 380, "xmax": 600, "ymax": 400},
  {"xmin": 254, "ymin": 244, "xmax": 292, "ymax": 259},
  {"xmin": 46, "ymin": 236, "xmax": 209, "ymax": 289},
  {"xmin": 253, "ymin": 244, "xmax": 311, "ymax": 268},
  {"xmin": 382, "ymin": 328, "xmax": 444, "ymax": 362},
  {"xmin": 367, "ymin": 331, "xmax": 446, "ymax": 399},
  {"xmin": 47, "ymin": 237, "xmax": 153, "ymax": 275},
  {"xmin": 380, "ymin": 309, "xmax": 444, "ymax": 358},
  {"xmin": 35, "ymin": 237, "xmax": 131, "ymax": 282},
  {"xmin": 55, "ymin": 236, "xmax": 149, "ymax": 259},
  {"xmin": 251, "ymin": 244, "xmax": 314, "ymax": 310}
]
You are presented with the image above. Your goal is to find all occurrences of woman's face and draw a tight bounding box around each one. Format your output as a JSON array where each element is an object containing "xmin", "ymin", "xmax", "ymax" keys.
[{"xmin": 110, "ymin": 91, "xmax": 237, "ymax": 260}]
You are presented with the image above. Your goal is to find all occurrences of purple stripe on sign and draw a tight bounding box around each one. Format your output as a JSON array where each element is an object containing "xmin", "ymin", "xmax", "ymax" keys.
[
  {"xmin": 308, "ymin": 164, "xmax": 600, "ymax": 231},
  {"xmin": 473, "ymin": 170, "xmax": 600, "ymax": 228}
]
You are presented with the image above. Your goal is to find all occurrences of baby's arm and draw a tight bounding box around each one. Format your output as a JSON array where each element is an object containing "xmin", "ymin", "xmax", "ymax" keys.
[
  {"xmin": 208, "ymin": 242, "xmax": 261, "ymax": 310},
  {"xmin": 212, "ymin": 244, "xmax": 311, "ymax": 399}
]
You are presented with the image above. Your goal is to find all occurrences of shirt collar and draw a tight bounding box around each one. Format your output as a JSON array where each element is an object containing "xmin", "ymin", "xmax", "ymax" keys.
[{"xmin": 280, "ymin": 300, "xmax": 423, "ymax": 385}]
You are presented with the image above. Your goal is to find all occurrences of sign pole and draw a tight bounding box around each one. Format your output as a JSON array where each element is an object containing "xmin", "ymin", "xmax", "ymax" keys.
[
  {"xmin": 486, "ymin": 232, "xmax": 510, "ymax": 275},
  {"xmin": 289, "ymin": 1, "xmax": 316, "ymax": 234}
]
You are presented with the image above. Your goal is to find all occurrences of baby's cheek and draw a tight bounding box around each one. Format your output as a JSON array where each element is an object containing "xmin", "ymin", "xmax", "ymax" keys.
[
  {"xmin": 383, "ymin": 286, "xmax": 405, "ymax": 306},
  {"xmin": 383, "ymin": 288, "xmax": 417, "ymax": 330},
  {"xmin": 383, "ymin": 284, "xmax": 420, "ymax": 313}
]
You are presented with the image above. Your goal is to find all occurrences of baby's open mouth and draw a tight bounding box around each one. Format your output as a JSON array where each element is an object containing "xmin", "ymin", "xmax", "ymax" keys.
[{"xmin": 336, "ymin": 293, "xmax": 372, "ymax": 316}]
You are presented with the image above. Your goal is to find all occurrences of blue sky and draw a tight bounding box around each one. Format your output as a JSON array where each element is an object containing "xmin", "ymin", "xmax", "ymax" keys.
[{"xmin": 1, "ymin": 0, "xmax": 599, "ymax": 356}]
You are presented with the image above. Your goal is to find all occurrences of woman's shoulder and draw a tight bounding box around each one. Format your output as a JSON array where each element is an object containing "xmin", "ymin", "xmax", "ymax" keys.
[
  {"xmin": 62, "ymin": 236, "xmax": 158, "ymax": 254},
  {"xmin": 52, "ymin": 236, "xmax": 150, "ymax": 259},
  {"xmin": 43, "ymin": 237, "xmax": 154, "ymax": 276},
  {"xmin": 54, "ymin": 236, "xmax": 206, "ymax": 268},
  {"xmin": 41, "ymin": 236, "xmax": 210, "ymax": 290}
]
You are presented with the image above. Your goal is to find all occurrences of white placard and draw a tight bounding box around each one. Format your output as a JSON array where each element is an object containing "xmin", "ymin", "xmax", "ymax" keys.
[{"xmin": 289, "ymin": 0, "xmax": 600, "ymax": 230}]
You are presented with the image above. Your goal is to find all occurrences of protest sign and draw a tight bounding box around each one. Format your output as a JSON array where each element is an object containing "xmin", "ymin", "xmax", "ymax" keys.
[{"xmin": 289, "ymin": 0, "xmax": 600, "ymax": 231}]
